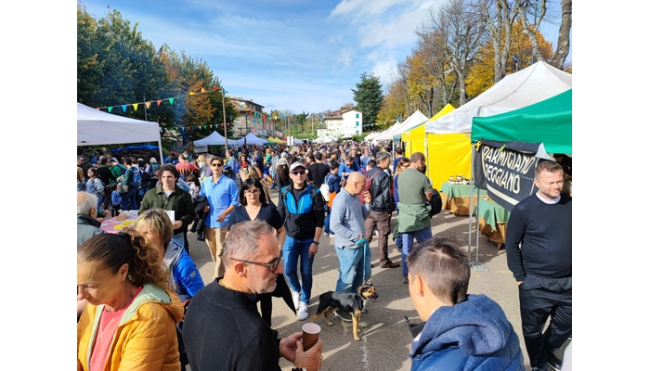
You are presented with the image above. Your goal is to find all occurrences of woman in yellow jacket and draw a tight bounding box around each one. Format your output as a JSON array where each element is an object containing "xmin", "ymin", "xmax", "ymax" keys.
[{"xmin": 77, "ymin": 231, "xmax": 184, "ymax": 371}]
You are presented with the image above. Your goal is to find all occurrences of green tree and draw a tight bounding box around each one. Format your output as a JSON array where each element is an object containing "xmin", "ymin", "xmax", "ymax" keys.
[{"xmin": 352, "ymin": 72, "xmax": 383, "ymax": 129}]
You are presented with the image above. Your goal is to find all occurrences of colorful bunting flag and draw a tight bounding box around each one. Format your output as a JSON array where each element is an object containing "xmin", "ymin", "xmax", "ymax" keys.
[
  {"xmin": 133, "ymin": 103, "xmax": 138, "ymax": 111},
  {"xmin": 169, "ymin": 98, "xmax": 174, "ymax": 105},
  {"xmin": 122, "ymin": 105, "xmax": 127, "ymax": 112},
  {"xmin": 108, "ymin": 107, "xmax": 113, "ymax": 113}
]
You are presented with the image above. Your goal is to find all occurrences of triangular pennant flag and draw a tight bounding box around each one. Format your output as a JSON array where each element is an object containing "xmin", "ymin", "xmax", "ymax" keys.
[
  {"xmin": 189, "ymin": 92, "xmax": 195, "ymax": 96},
  {"xmin": 133, "ymin": 104, "xmax": 139, "ymax": 111},
  {"xmin": 201, "ymin": 88, "xmax": 206, "ymax": 93},
  {"xmin": 157, "ymin": 100, "xmax": 162, "ymax": 106},
  {"xmin": 169, "ymin": 98, "xmax": 174, "ymax": 105},
  {"xmin": 108, "ymin": 107, "xmax": 113, "ymax": 113},
  {"xmin": 122, "ymin": 105, "xmax": 127, "ymax": 112},
  {"xmin": 145, "ymin": 101, "xmax": 151, "ymax": 109},
  {"xmin": 203, "ymin": 125, "xmax": 206, "ymax": 129}
]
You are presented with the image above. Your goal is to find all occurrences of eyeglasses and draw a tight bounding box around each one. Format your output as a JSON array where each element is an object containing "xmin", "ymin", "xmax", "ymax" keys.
[
  {"xmin": 230, "ymin": 252, "xmax": 283, "ymax": 272},
  {"xmin": 244, "ymin": 189, "xmax": 261, "ymax": 195},
  {"xmin": 211, "ymin": 163, "xmax": 222, "ymax": 167},
  {"xmin": 291, "ymin": 170, "xmax": 306, "ymax": 175}
]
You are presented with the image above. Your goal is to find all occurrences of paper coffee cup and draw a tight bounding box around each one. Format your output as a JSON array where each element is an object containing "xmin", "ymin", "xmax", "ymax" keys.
[{"xmin": 302, "ymin": 323, "xmax": 321, "ymax": 351}]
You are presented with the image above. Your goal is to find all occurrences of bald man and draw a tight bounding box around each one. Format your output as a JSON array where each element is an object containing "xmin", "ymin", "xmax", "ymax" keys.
[{"xmin": 329, "ymin": 172, "xmax": 373, "ymax": 293}]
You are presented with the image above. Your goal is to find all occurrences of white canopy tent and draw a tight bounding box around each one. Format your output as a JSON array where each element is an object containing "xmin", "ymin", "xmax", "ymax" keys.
[
  {"xmin": 313, "ymin": 135, "xmax": 336, "ymax": 143},
  {"xmin": 425, "ymin": 61, "xmax": 572, "ymax": 134},
  {"xmin": 235, "ymin": 133, "xmax": 268, "ymax": 146},
  {"xmin": 193, "ymin": 131, "xmax": 232, "ymax": 146},
  {"xmin": 373, "ymin": 110, "xmax": 429, "ymax": 141},
  {"xmin": 77, "ymin": 102, "xmax": 163, "ymax": 161}
]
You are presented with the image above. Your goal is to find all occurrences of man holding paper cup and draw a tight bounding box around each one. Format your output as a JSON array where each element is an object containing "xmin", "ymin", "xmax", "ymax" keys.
[{"xmin": 183, "ymin": 220, "xmax": 323, "ymax": 371}]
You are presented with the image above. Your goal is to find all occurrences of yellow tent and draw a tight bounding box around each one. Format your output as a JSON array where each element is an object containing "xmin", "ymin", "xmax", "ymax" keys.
[{"xmin": 400, "ymin": 104, "xmax": 471, "ymax": 189}]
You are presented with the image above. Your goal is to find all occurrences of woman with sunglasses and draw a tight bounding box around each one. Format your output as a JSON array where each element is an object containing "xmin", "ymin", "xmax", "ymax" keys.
[{"xmin": 227, "ymin": 178, "xmax": 293, "ymax": 325}]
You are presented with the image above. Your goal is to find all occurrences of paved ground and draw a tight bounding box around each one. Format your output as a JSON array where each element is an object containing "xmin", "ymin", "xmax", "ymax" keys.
[{"xmin": 184, "ymin": 188, "xmax": 569, "ymax": 370}]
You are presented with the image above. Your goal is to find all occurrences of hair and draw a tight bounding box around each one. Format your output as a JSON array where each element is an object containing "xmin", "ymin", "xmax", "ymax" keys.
[
  {"xmin": 307, "ymin": 153, "xmax": 315, "ymax": 162},
  {"xmin": 77, "ymin": 167, "xmax": 85, "ymax": 183},
  {"xmin": 77, "ymin": 191, "xmax": 98, "ymax": 214},
  {"xmin": 107, "ymin": 183, "xmax": 118, "ymax": 193},
  {"xmin": 395, "ymin": 157, "xmax": 411, "ymax": 176},
  {"xmin": 329, "ymin": 160, "xmax": 340, "ymax": 171},
  {"xmin": 150, "ymin": 157, "xmax": 157, "ymax": 164},
  {"xmin": 535, "ymin": 160, "xmax": 564, "ymax": 177},
  {"xmin": 223, "ymin": 220, "xmax": 275, "ymax": 268},
  {"xmin": 395, "ymin": 147, "xmax": 403, "ymax": 155},
  {"xmin": 239, "ymin": 178, "xmax": 268, "ymax": 205},
  {"xmin": 314, "ymin": 151, "xmax": 323, "ymax": 161},
  {"xmin": 345, "ymin": 155, "xmax": 355, "ymax": 164},
  {"xmin": 159, "ymin": 163, "xmax": 179, "ymax": 179},
  {"xmin": 197, "ymin": 154, "xmax": 206, "ymax": 164},
  {"xmin": 375, "ymin": 151, "xmax": 390, "ymax": 163},
  {"xmin": 406, "ymin": 237, "xmax": 470, "ymax": 305},
  {"xmin": 211, "ymin": 156, "xmax": 223, "ymax": 165},
  {"xmin": 78, "ymin": 231, "xmax": 172, "ymax": 291},
  {"xmin": 186, "ymin": 173, "xmax": 200, "ymax": 186},
  {"xmin": 410, "ymin": 152, "xmax": 425, "ymax": 164},
  {"xmin": 240, "ymin": 165, "xmax": 259, "ymax": 180},
  {"xmin": 133, "ymin": 209, "xmax": 174, "ymax": 250},
  {"xmin": 179, "ymin": 154, "xmax": 186, "ymax": 161},
  {"xmin": 239, "ymin": 154, "xmax": 247, "ymax": 162},
  {"xmin": 367, "ymin": 160, "xmax": 376, "ymax": 168},
  {"xmin": 138, "ymin": 158, "xmax": 145, "ymax": 168},
  {"xmin": 277, "ymin": 163, "xmax": 289, "ymax": 183},
  {"xmin": 100, "ymin": 158, "xmax": 108, "ymax": 166},
  {"xmin": 125, "ymin": 157, "xmax": 134, "ymax": 166},
  {"xmin": 87, "ymin": 168, "xmax": 98, "ymax": 178}
]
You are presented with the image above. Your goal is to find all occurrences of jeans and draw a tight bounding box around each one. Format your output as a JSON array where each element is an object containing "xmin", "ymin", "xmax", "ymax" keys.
[
  {"xmin": 121, "ymin": 188, "xmax": 138, "ymax": 211},
  {"xmin": 401, "ymin": 227, "xmax": 433, "ymax": 277},
  {"xmin": 334, "ymin": 242, "xmax": 372, "ymax": 293},
  {"xmin": 96, "ymin": 195, "xmax": 103, "ymax": 213},
  {"xmin": 282, "ymin": 235, "xmax": 314, "ymax": 304}
]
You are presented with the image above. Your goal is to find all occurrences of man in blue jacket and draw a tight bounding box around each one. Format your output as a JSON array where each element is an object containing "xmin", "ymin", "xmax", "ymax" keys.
[{"xmin": 407, "ymin": 237, "xmax": 524, "ymax": 371}]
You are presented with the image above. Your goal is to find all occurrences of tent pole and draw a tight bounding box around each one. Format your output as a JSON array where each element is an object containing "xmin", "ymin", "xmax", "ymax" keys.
[{"xmin": 469, "ymin": 145, "xmax": 488, "ymax": 272}]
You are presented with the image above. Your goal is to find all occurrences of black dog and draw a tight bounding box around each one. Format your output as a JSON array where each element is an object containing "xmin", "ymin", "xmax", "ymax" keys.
[{"xmin": 311, "ymin": 282, "xmax": 378, "ymax": 341}]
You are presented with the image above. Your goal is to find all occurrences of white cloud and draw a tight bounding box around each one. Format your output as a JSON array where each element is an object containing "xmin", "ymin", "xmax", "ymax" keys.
[
  {"xmin": 337, "ymin": 48, "xmax": 355, "ymax": 68},
  {"xmin": 330, "ymin": 0, "xmax": 415, "ymax": 17}
]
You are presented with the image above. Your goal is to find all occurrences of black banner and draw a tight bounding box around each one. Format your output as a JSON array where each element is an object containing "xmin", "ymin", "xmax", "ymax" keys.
[{"xmin": 473, "ymin": 140, "xmax": 554, "ymax": 211}]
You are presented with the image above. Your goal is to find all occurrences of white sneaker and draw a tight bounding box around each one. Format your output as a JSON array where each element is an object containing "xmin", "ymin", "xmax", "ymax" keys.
[
  {"xmin": 297, "ymin": 302, "xmax": 309, "ymax": 321},
  {"xmin": 291, "ymin": 290, "xmax": 300, "ymax": 310}
]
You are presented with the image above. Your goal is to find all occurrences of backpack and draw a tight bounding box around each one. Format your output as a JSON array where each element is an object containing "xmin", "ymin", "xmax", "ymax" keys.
[
  {"xmin": 428, "ymin": 188, "xmax": 443, "ymax": 217},
  {"xmin": 129, "ymin": 168, "xmax": 142, "ymax": 188},
  {"xmin": 358, "ymin": 169, "xmax": 381, "ymax": 204}
]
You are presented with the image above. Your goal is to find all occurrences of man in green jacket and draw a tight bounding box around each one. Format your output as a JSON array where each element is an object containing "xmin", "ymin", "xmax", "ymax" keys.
[
  {"xmin": 397, "ymin": 152, "xmax": 434, "ymax": 284},
  {"xmin": 140, "ymin": 164, "xmax": 195, "ymax": 251}
]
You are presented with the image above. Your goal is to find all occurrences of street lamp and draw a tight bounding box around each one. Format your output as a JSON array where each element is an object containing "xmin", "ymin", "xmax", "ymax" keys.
[{"xmin": 244, "ymin": 112, "xmax": 250, "ymax": 148}]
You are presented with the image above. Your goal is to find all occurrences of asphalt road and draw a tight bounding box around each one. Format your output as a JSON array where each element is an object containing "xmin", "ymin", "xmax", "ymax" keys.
[{"xmin": 184, "ymin": 188, "xmax": 568, "ymax": 370}]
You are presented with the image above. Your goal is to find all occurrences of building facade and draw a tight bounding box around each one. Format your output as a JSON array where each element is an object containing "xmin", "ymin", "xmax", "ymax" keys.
[
  {"xmin": 324, "ymin": 105, "xmax": 363, "ymax": 137},
  {"xmin": 232, "ymin": 98, "xmax": 279, "ymax": 138}
]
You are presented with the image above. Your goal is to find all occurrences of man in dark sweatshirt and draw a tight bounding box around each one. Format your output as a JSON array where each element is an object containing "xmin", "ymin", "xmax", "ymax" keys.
[{"xmin": 506, "ymin": 160, "xmax": 572, "ymax": 371}]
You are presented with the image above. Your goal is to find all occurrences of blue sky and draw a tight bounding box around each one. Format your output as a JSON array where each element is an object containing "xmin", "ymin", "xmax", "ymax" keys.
[{"xmin": 79, "ymin": 0, "xmax": 570, "ymax": 115}]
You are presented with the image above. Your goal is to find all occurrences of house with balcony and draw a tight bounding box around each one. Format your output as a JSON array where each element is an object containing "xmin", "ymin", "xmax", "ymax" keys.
[
  {"xmin": 324, "ymin": 104, "xmax": 363, "ymax": 137},
  {"xmin": 232, "ymin": 98, "xmax": 278, "ymax": 138}
]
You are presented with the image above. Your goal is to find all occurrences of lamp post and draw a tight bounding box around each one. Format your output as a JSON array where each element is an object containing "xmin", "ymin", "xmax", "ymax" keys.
[{"xmin": 244, "ymin": 112, "xmax": 250, "ymax": 148}]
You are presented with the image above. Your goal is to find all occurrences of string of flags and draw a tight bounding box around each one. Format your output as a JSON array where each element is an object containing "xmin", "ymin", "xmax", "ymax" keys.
[{"xmin": 95, "ymin": 86, "xmax": 286, "ymax": 123}]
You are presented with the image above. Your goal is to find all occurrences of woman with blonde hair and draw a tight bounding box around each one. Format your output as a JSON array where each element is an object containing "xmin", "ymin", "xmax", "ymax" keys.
[
  {"xmin": 77, "ymin": 231, "xmax": 184, "ymax": 371},
  {"xmin": 77, "ymin": 167, "xmax": 85, "ymax": 192}
]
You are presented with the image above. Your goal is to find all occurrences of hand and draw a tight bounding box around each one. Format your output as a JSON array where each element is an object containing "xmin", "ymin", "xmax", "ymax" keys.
[
  {"xmin": 363, "ymin": 190, "xmax": 371, "ymax": 204},
  {"xmin": 357, "ymin": 233, "xmax": 364, "ymax": 241},
  {"xmin": 309, "ymin": 243, "xmax": 318, "ymax": 257},
  {"xmin": 279, "ymin": 332, "xmax": 302, "ymax": 363},
  {"xmin": 216, "ymin": 213, "xmax": 226, "ymax": 223},
  {"xmin": 172, "ymin": 220, "xmax": 182, "ymax": 229},
  {"xmin": 203, "ymin": 205, "xmax": 210, "ymax": 213},
  {"xmin": 294, "ymin": 338, "xmax": 323, "ymax": 371},
  {"xmin": 516, "ymin": 281, "xmax": 522, "ymax": 286}
]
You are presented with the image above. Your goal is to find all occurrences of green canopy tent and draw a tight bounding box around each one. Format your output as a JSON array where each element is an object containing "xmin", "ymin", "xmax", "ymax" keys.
[{"xmin": 471, "ymin": 89, "xmax": 572, "ymax": 154}]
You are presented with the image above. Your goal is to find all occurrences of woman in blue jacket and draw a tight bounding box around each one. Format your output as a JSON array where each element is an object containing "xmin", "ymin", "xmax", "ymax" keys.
[
  {"xmin": 134, "ymin": 208, "xmax": 204, "ymax": 302},
  {"xmin": 407, "ymin": 237, "xmax": 524, "ymax": 371}
]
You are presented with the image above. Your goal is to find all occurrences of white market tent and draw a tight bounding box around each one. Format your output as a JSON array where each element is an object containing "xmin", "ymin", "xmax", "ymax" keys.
[
  {"xmin": 313, "ymin": 135, "xmax": 336, "ymax": 143},
  {"xmin": 373, "ymin": 110, "xmax": 429, "ymax": 141},
  {"xmin": 236, "ymin": 133, "xmax": 268, "ymax": 146},
  {"xmin": 193, "ymin": 131, "xmax": 232, "ymax": 146},
  {"xmin": 425, "ymin": 61, "xmax": 572, "ymax": 134},
  {"xmin": 77, "ymin": 102, "xmax": 163, "ymax": 161}
]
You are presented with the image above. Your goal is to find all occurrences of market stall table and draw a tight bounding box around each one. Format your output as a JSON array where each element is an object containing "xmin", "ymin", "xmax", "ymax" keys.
[
  {"xmin": 440, "ymin": 182, "xmax": 488, "ymax": 216},
  {"xmin": 100, "ymin": 214, "xmax": 139, "ymax": 234},
  {"xmin": 472, "ymin": 197, "xmax": 510, "ymax": 248}
]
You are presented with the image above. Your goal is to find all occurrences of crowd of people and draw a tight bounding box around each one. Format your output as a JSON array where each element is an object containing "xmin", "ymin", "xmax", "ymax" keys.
[{"xmin": 77, "ymin": 141, "xmax": 571, "ymax": 371}]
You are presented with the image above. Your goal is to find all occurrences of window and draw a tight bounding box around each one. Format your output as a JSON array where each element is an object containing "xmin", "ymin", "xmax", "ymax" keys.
[
  {"xmin": 356, "ymin": 121, "xmax": 359, "ymax": 126},
  {"xmin": 356, "ymin": 130, "xmax": 359, "ymax": 135},
  {"xmin": 356, "ymin": 113, "xmax": 359, "ymax": 118}
]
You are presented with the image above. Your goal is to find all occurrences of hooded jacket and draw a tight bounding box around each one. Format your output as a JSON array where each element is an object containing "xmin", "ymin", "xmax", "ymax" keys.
[
  {"xmin": 163, "ymin": 240, "xmax": 204, "ymax": 302},
  {"xmin": 410, "ymin": 294, "xmax": 524, "ymax": 371},
  {"xmin": 77, "ymin": 283, "xmax": 184, "ymax": 371}
]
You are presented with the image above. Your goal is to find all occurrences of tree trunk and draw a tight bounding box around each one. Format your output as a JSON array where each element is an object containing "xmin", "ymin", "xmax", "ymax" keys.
[{"xmin": 550, "ymin": 0, "xmax": 571, "ymax": 69}]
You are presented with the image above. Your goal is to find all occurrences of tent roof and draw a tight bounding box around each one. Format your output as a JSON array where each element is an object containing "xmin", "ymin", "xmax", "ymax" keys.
[
  {"xmin": 193, "ymin": 131, "xmax": 228, "ymax": 145},
  {"xmin": 397, "ymin": 104, "xmax": 455, "ymax": 141},
  {"xmin": 77, "ymin": 102, "xmax": 161, "ymax": 146},
  {"xmin": 471, "ymin": 89, "xmax": 572, "ymax": 154},
  {"xmin": 236, "ymin": 133, "xmax": 269, "ymax": 145},
  {"xmin": 374, "ymin": 110, "xmax": 429, "ymax": 141},
  {"xmin": 425, "ymin": 61, "xmax": 572, "ymax": 134}
]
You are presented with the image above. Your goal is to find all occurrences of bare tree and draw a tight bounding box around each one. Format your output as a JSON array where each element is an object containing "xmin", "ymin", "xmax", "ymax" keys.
[
  {"xmin": 518, "ymin": 0, "xmax": 547, "ymax": 64},
  {"xmin": 476, "ymin": 0, "xmax": 524, "ymax": 83},
  {"xmin": 428, "ymin": 0, "xmax": 486, "ymax": 105},
  {"xmin": 518, "ymin": 0, "xmax": 571, "ymax": 70},
  {"xmin": 550, "ymin": 0, "xmax": 571, "ymax": 69}
]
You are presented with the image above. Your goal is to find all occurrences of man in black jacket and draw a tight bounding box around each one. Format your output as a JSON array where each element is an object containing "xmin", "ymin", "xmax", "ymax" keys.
[
  {"xmin": 364, "ymin": 152, "xmax": 399, "ymax": 269},
  {"xmin": 505, "ymin": 160, "xmax": 571, "ymax": 371}
]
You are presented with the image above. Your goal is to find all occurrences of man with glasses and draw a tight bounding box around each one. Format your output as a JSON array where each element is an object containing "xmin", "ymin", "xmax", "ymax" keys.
[
  {"xmin": 200, "ymin": 156, "xmax": 239, "ymax": 280},
  {"xmin": 183, "ymin": 220, "xmax": 323, "ymax": 371},
  {"xmin": 277, "ymin": 162, "xmax": 325, "ymax": 321},
  {"xmin": 338, "ymin": 155, "xmax": 361, "ymax": 185}
]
